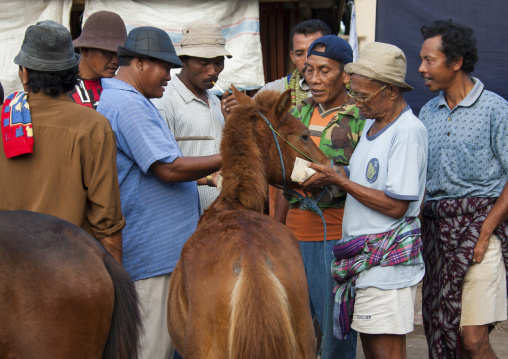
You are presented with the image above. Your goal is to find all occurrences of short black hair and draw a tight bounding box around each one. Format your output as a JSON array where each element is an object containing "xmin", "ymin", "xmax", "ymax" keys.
[
  {"xmin": 421, "ymin": 19, "xmax": 478, "ymax": 74},
  {"xmin": 290, "ymin": 19, "xmax": 331, "ymax": 51},
  {"xmin": 0, "ymin": 81, "xmax": 4, "ymax": 105},
  {"xmin": 25, "ymin": 65, "xmax": 79, "ymax": 97},
  {"xmin": 118, "ymin": 56, "xmax": 134, "ymax": 66}
]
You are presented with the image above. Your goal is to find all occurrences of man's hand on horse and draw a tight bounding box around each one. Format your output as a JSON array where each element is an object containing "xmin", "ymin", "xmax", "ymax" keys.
[
  {"xmin": 221, "ymin": 87, "xmax": 238, "ymax": 120},
  {"xmin": 302, "ymin": 162, "xmax": 343, "ymax": 190}
]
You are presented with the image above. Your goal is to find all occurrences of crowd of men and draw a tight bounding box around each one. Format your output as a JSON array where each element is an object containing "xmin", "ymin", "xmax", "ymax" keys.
[{"xmin": 0, "ymin": 10, "xmax": 506, "ymax": 359}]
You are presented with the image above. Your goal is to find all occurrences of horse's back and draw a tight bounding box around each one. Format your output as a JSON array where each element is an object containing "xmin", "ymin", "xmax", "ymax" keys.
[
  {"xmin": 0, "ymin": 211, "xmax": 114, "ymax": 359},
  {"xmin": 170, "ymin": 209, "xmax": 315, "ymax": 358}
]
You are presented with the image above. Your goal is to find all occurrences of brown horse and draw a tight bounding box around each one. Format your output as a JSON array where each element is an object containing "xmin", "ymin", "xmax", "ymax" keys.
[
  {"xmin": 168, "ymin": 88, "xmax": 330, "ymax": 358},
  {"xmin": 0, "ymin": 210, "xmax": 141, "ymax": 359}
]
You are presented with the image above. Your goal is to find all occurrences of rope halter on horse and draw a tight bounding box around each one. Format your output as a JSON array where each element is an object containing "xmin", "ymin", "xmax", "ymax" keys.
[{"xmin": 258, "ymin": 110, "xmax": 332, "ymax": 357}]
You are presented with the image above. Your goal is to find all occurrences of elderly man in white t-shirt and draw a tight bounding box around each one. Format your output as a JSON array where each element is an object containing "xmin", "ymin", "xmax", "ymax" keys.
[
  {"xmin": 153, "ymin": 21, "xmax": 235, "ymax": 212},
  {"xmin": 303, "ymin": 42, "xmax": 428, "ymax": 359}
]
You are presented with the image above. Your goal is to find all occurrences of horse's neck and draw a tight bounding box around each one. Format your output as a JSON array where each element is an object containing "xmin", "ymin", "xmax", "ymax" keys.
[{"xmin": 218, "ymin": 119, "xmax": 268, "ymax": 213}]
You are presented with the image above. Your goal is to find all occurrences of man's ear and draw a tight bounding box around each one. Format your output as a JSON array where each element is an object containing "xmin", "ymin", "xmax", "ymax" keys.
[
  {"xmin": 452, "ymin": 56, "xmax": 463, "ymax": 72},
  {"xmin": 18, "ymin": 66, "xmax": 29, "ymax": 86},
  {"xmin": 135, "ymin": 58, "xmax": 145, "ymax": 71},
  {"xmin": 80, "ymin": 48, "xmax": 89, "ymax": 58},
  {"xmin": 342, "ymin": 72, "xmax": 351, "ymax": 86}
]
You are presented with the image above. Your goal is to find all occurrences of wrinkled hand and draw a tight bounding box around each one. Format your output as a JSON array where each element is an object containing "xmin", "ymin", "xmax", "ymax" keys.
[
  {"xmin": 472, "ymin": 228, "xmax": 491, "ymax": 264},
  {"xmin": 221, "ymin": 88, "xmax": 238, "ymax": 120},
  {"xmin": 302, "ymin": 162, "xmax": 341, "ymax": 190}
]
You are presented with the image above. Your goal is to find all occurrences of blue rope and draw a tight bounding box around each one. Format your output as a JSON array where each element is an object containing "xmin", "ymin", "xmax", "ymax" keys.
[{"xmin": 258, "ymin": 111, "xmax": 330, "ymax": 358}]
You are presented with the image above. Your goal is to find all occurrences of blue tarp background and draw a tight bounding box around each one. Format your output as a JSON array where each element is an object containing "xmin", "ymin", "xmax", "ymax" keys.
[{"xmin": 375, "ymin": 0, "xmax": 508, "ymax": 115}]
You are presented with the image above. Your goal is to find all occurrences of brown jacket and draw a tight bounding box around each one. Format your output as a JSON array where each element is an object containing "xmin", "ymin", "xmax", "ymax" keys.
[{"xmin": 0, "ymin": 91, "xmax": 125, "ymax": 239}]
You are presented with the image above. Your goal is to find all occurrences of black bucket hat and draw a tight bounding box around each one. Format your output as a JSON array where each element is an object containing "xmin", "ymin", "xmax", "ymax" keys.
[
  {"xmin": 118, "ymin": 26, "xmax": 182, "ymax": 68},
  {"xmin": 14, "ymin": 20, "xmax": 80, "ymax": 72}
]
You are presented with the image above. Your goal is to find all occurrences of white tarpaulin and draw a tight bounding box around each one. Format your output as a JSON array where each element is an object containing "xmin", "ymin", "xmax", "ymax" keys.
[
  {"xmin": 84, "ymin": 0, "xmax": 265, "ymax": 92},
  {"xmin": 0, "ymin": 0, "xmax": 72, "ymax": 96}
]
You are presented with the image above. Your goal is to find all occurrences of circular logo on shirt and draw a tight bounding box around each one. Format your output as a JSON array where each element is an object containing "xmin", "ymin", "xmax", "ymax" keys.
[{"xmin": 365, "ymin": 158, "xmax": 379, "ymax": 183}]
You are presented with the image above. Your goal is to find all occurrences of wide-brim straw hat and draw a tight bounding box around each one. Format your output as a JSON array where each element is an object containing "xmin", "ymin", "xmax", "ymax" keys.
[
  {"xmin": 345, "ymin": 42, "xmax": 413, "ymax": 91},
  {"xmin": 14, "ymin": 20, "xmax": 80, "ymax": 72},
  {"xmin": 177, "ymin": 21, "xmax": 232, "ymax": 59},
  {"xmin": 73, "ymin": 11, "xmax": 127, "ymax": 53},
  {"xmin": 118, "ymin": 26, "xmax": 183, "ymax": 68}
]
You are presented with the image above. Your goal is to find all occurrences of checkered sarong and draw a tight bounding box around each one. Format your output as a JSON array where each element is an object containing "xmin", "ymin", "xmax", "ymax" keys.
[{"xmin": 331, "ymin": 217, "xmax": 423, "ymax": 339}]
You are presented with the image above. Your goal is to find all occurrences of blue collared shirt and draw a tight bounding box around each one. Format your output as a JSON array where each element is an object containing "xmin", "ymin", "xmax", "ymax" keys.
[
  {"xmin": 420, "ymin": 78, "xmax": 508, "ymax": 202},
  {"xmin": 97, "ymin": 78, "xmax": 200, "ymax": 281}
]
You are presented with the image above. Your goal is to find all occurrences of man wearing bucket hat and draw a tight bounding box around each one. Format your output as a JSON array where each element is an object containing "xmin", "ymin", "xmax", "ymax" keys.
[
  {"xmin": 419, "ymin": 20, "xmax": 508, "ymax": 359},
  {"xmin": 153, "ymin": 20, "xmax": 234, "ymax": 212},
  {"xmin": 302, "ymin": 42, "xmax": 428, "ymax": 359},
  {"xmin": 0, "ymin": 20, "xmax": 125, "ymax": 263},
  {"xmin": 97, "ymin": 26, "xmax": 221, "ymax": 359},
  {"xmin": 68, "ymin": 11, "xmax": 127, "ymax": 109},
  {"xmin": 274, "ymin": 34, "xmax": 364, "ymax": 359}
]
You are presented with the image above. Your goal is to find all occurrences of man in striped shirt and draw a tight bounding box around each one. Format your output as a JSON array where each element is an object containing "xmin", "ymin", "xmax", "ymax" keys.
[{"xmin": 153, "ymin": 21, "xmax": 235, "ymax": 212}]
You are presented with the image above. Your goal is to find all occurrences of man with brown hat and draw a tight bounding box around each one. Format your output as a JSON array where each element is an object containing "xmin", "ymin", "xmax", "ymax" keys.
[
  {"xmin": 152, "ymin": 21, "xmax": 235, "ymax": 212},
  {"xmin": 97, "ymin": 26, "xmax": 221, "ymax": 359},
  {"xmin": 302, "ymin": 42, "xmax": 428, "ymax": 359},
  {"xmin": 68, "ymin": 11, "xmax": 127, "ymax": 109},
  {"xmin": 0, "ymin": 20, "xmax": 125, "ymax": 263}
]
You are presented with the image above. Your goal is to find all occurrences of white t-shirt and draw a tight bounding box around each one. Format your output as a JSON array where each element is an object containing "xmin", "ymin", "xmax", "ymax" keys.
[{"xmin": 342, "ymin": 107, "xmax": 428, "ymax": 290}]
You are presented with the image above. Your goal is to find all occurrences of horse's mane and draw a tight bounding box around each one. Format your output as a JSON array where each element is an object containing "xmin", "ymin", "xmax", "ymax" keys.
[{"xmin": 218, "ymin": 90, "xmax": 283, "ymax": 212}]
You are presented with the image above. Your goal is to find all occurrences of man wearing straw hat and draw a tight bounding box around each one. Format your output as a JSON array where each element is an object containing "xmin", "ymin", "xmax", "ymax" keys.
[
  {"xmin": 303, "ymin": 42, "xmax": 428, "ymax": 359},
  {"xmin": 97, "ymin": 26, "xmax": 221, "ymax": 358},
  {"xmin": 68, "ymin": 11, "xmax": 127, "ymax": 109},
  {"xmin": 153, "ymin": 21, "xmax": 235, "ymax": 212}
]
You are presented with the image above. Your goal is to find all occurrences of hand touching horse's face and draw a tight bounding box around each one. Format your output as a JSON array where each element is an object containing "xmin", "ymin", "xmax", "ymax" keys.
[{"xmin": 249, "ymin": 87, "xmax": 330, "ymax": 187}]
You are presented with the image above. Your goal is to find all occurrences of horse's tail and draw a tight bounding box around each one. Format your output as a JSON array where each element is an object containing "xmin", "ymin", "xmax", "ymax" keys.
[
  {"xmin": 102, "ymin": 253, "xmax": 141, "ymax": 359},
  {"xmin": 228, "ymin": 253, "xmax": 298, "ymax": 359}
]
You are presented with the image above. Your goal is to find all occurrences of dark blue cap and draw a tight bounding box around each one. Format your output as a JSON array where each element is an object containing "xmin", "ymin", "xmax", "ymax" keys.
[
  {"xmin": 118, "ymin": 26, "xmax": 182, "ymax": 68},
  {"xmin": 307, "ymin": 35, "xmax": 353, "ymax": 65}
]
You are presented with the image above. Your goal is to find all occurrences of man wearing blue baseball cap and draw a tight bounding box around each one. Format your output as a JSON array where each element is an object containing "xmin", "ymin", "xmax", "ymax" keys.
[
  {"xmin": 97, "ymin": 26, "xmax": 221, "ymax": 359},
  {"xmin": 274, "ymin": 35, "xmax": 365, "ymax": 359}
]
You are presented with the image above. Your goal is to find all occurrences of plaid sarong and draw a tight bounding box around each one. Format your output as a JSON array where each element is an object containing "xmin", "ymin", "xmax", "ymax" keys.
[{"xmin": 331, "ymin": 217, "xmax": 423, "ymax": 339}]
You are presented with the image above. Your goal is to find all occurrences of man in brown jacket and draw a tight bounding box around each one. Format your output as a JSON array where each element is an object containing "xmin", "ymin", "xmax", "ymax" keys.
[{"xmin": 0, "ymin": 20, "xmax": 124, "ymax": 263}]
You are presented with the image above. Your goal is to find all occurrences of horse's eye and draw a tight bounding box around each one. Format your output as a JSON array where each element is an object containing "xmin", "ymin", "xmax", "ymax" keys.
[{"xmin": 300, "ymin": 134, "xmax": 309, "ymax": 142}]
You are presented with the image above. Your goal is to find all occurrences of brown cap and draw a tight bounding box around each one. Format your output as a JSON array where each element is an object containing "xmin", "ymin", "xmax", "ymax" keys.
[{"xmin": 73, "ymin": 11, "xmax": 127, "ymax": 53}]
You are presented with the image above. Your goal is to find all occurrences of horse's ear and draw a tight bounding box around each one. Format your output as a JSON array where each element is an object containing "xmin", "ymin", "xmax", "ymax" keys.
[
  {"xmin": 274, "ymin": 90, "xmax": 292, "ymax": 119},
  {"xmin": 232, "ymin": 84, "xmax": 253, "ymax": 105}
]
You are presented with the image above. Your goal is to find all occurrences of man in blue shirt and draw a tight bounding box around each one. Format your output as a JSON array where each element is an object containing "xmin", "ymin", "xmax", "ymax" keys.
[
  {"xmin": 97, "ymin": 27, "xmax": 221, "ymax": 359},
  {"xmin": 419, "ymin": 19, "xmax": 508, "ymax": 359}
]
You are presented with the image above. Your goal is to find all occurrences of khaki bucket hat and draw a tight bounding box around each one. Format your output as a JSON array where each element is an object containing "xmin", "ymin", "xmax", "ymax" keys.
[
  {"xmin": 345, "ymin": 42, "xmax": 413, "ymax": 91},
  {"xmin": 177, "ymin": 21, "xmax": 232, "ymax": 59},
  {"xmin": 73, "ymin": 11, "xmax": 127, "ymax": 53}
]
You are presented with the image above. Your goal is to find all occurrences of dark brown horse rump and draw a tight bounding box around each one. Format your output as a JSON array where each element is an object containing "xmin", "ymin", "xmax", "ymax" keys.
[{"xmin": 0, "ymin": 210, "xmax": 140, "ymax": 359}]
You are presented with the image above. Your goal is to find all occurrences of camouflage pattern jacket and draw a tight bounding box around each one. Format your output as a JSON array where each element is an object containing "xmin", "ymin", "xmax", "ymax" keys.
[{"xmin": 291, "ymin": 96, "xmax": 365, "ymax": 208}]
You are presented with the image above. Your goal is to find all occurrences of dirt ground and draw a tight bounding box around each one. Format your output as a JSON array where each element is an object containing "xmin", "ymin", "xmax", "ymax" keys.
[{"xmin": 354, "ymin": 282, "xmax": 508, "ymax": 359}]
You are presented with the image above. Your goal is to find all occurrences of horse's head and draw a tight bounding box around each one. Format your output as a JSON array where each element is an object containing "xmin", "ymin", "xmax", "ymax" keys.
[
  {"xmin": 218, "ymin": 87, "xmax": 329, "ymax": 212},
  {"xmin": 234, "ymin": 87, "xmax": 330, "ymax": 188}
]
